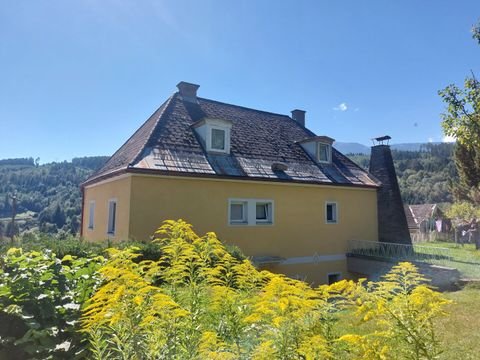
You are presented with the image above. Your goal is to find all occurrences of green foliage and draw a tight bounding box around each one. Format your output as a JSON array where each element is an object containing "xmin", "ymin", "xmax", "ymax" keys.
[
  {"xmin": 348, "ymin": 143, "xmax": 456, "ymax": 204},
  {"xmin": 439, "ymin": 20, "xmax": 480, "ymax": 204},
  {"xmin": 0, "ymin": 248, "xmax": 104, "ymax": 358},
  {"xmin": 345, "ymin": 263, "xmax": 451, "ymax": 360},
  {"xmin": 0, "ymin": 156, "xmax": 109, "ymax": 236},
  {"xmin": 81, "ymin": 220, "xmax": 451, "ymax": 360},
  {"xmin": 446, "ymin": 202, "xmax": 480, "ymax": 224}
]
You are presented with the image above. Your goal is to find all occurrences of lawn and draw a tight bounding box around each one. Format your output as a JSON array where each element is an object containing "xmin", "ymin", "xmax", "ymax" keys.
[
  {"xmin": 416, "ymin": 241, "xmax": 480, "ymax": 279},
  {"xmin": 436, "ymin": 286, "xmax": 480, "ymax": 360},
  {"xmin": 336, "ymin": 286, "xmax": 480, "ymax": 359}
]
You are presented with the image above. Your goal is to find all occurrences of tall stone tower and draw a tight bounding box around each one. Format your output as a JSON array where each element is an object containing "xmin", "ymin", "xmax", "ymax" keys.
[{"xmin": 369, "ymin": 137, "xmax": 411, "ymax": 244}]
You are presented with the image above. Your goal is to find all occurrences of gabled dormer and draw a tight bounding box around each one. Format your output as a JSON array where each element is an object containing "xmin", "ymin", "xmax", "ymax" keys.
[
  {"xmin": 298, "ymin": 136, "xmax": 335, "ymax": 164},
  {"xmin": 192, "ymin": 118, "xmax": 233, "ymax": 154}
]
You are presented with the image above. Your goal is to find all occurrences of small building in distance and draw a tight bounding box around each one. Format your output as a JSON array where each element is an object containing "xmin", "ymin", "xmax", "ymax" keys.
[{"xmin": 404, "ymin": 204, "xmax": 452, "ymax": 242}]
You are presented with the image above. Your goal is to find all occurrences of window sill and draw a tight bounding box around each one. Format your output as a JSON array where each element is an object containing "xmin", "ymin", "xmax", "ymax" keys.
[{"xmin": 229, "ymin": 222, "xmax": 248, "ymax": 226}]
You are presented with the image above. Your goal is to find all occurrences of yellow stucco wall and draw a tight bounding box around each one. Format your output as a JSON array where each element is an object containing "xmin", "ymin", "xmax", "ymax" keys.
[
  {"xmin": 82, "ymin": 175, "xmax": 131, "ymax": 242},
  {"xmin": 83, "ymin": 173, "xmax": 378, "ymax": 284},
  {"xmin": 130, "ymin": 174, "xmax": 378, "ymax": 284},
  {"xmin": 129, "ymin": 174, "xmax": 377, "ymax": 250}
]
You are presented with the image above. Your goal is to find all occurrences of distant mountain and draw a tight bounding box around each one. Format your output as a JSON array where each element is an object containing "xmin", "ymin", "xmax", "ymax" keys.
[
  {"xmin": 333, "ymin": 142, "xmax": 370, "ymax": 154},
  {"xmin": 391, "ymin": 142, "xmax": 442, "ymax": 152},
  {"xmin": 334, "ymin": 141, "xmax": 444, "ymax": 155}
]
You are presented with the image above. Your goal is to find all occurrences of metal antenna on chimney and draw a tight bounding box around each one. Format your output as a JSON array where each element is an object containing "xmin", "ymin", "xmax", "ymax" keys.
[{"xmin": 371, "ymin": 135, "xmax": 391, "ymax": 146}]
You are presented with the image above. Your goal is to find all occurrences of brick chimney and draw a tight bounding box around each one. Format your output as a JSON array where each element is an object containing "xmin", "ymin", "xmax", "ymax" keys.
[
  {"xmin": 177, "ymin": 81, "xmax": 200, "ymax": 103},
  {"xmin": 291, "ymin": 109, "xmax": 306, "ymax": 127},
  {"xmin": 369, "ymin": 140, "xmax": 411, "ymax": 244}
]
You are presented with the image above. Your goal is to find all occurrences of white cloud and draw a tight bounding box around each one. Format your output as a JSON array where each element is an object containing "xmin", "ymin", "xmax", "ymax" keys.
[
  {"xmin": 333, "ymin": 102, "xmax": 348, "ymax": 112},
  {"xmin": 428, "ymin": 137, "xmax": 434, "ymax": 143},
  {"xmin": 443, "ymin": 135, "xmax": 456, "ymax": 143}
]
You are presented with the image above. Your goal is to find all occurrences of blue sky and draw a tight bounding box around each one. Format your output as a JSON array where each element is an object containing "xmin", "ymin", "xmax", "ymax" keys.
[{"xmin": 1, "ymin": 1, "xmax": 479, "ymax": 163}]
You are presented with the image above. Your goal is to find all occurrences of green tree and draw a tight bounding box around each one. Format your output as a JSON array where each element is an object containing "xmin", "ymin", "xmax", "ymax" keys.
[
  {"xmin": 52, "ymin": 204, "xmax": 66, "ymax": 229},
  {"xmin": 440, "ymin": 20, "xmax": 480, "ymax": 203}
]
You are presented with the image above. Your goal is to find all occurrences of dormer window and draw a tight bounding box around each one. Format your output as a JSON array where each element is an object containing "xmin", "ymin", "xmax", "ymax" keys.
[
  {"xmin": 317, "ymin": 142, "xmax": 331, "ymax": 163},
  {"xmin": 192, "ymin": 118, "xmax": 232, "ymax": 154},
  {"xmin": 297, "ymin": 135, "xmax": 335, "ymax": 164},
  {"xmin": 211, "ymin": 127, "xmax": 226, "ymax": 151}
]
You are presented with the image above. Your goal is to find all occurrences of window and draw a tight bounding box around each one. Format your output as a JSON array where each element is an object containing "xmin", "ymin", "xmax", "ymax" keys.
[
  {"xmin": 230, "ymin": 201, "xmax": 247, "ymax": 224},
  {"xmin": 328, "ymin": 273, "xmax": 341, "ymax": 285},
  {"xmin": 256, "ymin": 202, "xmax": 272, "ymax": 224},
  {"xmin": 326, "ymin": 202, "xmax": 337, "ymax": 224},
  {"xmin": 229, "ymin": 199, "xmax": 274, "ymax": 225},
  {"xmin": 193, "ymin": 119, "xmax": 232, "ymax": 154},
  {"xmin": 88, "ymin": 201, "xmax": 95, "ymax": 229},
  {"xmin": 107, "ymin": 200, "xmax": 117, "ymax": 235},
  {"xmin": 211, "ymin": 128, "xmax": 226, "ymax": 151},
  {"xmin": 317, "ymin": 142, "xmax": 331, "ymax": 163}
]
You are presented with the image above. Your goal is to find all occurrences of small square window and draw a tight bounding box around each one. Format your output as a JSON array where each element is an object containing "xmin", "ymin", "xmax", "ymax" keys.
[
  {"xmin": 317, "ymin": 143, "xmax": 330, "ymax": 162},
  {"xmin": 230, "ymin": 202, "xmax": 247, "ymax": 224},
  {"xmin": 256, "ymin": 202, "xmax": 272, "ymax": 224},
  {"xmin": 211, "ymin": 128, "xmax": 226, "ymax": 151},
  {"xmin": 326, "ymin": 202, "xmax": 337, "ymax": 224}
]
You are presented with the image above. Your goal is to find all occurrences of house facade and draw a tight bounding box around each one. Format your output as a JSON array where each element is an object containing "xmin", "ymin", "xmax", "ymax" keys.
[{"xmin": 81, "ymin": 82, "xmax": 380, "ymax": 284}]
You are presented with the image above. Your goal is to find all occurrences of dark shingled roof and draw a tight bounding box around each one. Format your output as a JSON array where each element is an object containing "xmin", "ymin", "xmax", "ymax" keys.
[{"xmin": 84, "ymin": 92, "xmax": 379, "ymax": 188}]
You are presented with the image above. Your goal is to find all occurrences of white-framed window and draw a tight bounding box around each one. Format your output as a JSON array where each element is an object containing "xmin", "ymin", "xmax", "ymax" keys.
[
  {"xmin": 193, "ymin": 118, "xmax": 232, "ymax": 154},
  {"xmin": 325, "ymin": 202, "xmax": 338, "ymax": 224},
  {"xmin": 255, "ymin": 202, "xmax": 273, "ymax": 224},
  {"xmin": 207, "ymin": 125, "xmax": 230, "ymax": 153},
  {"xmin": 327, "ymin": 272, "xmax": 342, "ymax": 285},
  {"xmin": 211, "ymin": 127, "xmax": 226, "ymax": 151},
  {"xmin": 229, "ymin": 201, "xmax": 247, "ymax": 224},
  {"xmin": 229, "ymin": 198, "xmax": 274, "ymax": 226},
  {"xmin": 317, "ymin": 142, "xmax": 331, "ymax": 163},
  {"xmin": 107, "ymin": 199, "xmax": 117, "ymax": 235},
  {"xmin": 88, "ymin": 201, "xmax": 95, "ymax": 229}
]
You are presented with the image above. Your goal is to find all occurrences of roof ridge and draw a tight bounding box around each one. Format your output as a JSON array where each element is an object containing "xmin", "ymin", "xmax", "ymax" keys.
[
  {"xmin": 196, "ymin": 95, "xmax": 317, "ymax": 137},
  {"xmin": 196, "ymin": 96, "xmax": 293, "ymax": 119},
  {"xmin": 129, "ymin": 94, "xmax": 176, "ymax": 167}
]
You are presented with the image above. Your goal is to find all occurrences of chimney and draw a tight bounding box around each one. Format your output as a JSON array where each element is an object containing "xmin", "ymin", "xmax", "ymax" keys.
[
  {"xmin": 369, "ymin": 137, "xmax": 411, "ymax": 245},
  {"xmin": 291, "ymin": 109, "xmax": 306, "ymax": 127},
  {"xmin": 176, "ymin": 81, "xmax": 200, "ymax": 103}
]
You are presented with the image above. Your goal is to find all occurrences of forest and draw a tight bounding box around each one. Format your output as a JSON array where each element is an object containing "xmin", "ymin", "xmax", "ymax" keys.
[
  {"xmin": 347, "ymin": 142, "xmax": 456, "ymax": 205},
  {"xmin": 0, "ymin": 142, "xmax": 455, "ymax": 238},
  {"xmin": 0, "ymin": 156, "xmax": 108, "ymax": 238}
]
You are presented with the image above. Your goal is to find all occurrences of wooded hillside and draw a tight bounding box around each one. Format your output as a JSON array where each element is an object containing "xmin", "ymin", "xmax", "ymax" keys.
[
  {"xmin": 0, "ymin": 157, "xmax": 108, "ymax": 237},
  {"xmin": 348, "ymin": 142, "xmax": 456, "ymax": 204}
]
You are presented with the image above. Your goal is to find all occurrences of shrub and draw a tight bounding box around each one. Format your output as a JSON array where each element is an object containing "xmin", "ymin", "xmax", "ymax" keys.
[
  {"xmin": 82, "ymin": 220, "xmax": 451, "ymax": 360},
  {"xmin": 0, "ymin": 248, "xmax": 104, "ymax": 358}
]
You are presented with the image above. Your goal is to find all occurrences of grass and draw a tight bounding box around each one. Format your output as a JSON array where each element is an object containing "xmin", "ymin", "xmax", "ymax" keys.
[
  {"xmin": 336, "ymin": 286, "xmax": 480, "ymax": 359},
  {"xmin": 417, "ymin": 241, "xmax": 480, "ymax": 279},
  {"xmin": 436, "ymin": 286, "xmax": 480, "ymax": 360}
]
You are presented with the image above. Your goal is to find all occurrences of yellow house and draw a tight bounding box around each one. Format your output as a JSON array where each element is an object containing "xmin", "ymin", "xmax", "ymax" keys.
[{"xmin": 81, "ymin": 81, "xmax": 380, "ymax": 284}]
